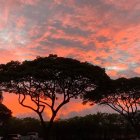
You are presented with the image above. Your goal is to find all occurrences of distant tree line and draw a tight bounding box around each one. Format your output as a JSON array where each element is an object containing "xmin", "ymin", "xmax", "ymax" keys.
[
  {"xmin": 0, "ymin": 113, "xmax": 138, "ymax": 140},
  {"xmin": 0, "ymin": 54, "xmax": 139, "ymax": 140}
]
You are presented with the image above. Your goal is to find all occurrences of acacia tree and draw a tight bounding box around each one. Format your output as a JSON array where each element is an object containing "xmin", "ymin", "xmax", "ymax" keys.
[
  {"xmin": 0, "ymin": 55, "xmax": 109, "ymax": 139},
  {"xmin": 84, "ymin": 77, "xmax": 140, "ymax": 137}
]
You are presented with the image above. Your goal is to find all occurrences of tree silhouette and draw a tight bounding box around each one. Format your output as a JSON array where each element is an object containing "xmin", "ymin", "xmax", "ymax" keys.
[
  {"xmin": 0, "ymin": 54, "xmax": 109, "ymax": 140},
  {"xmin": 84, "ymin": 77, "xmax": 140, "ymax": 137},
  {"xmin": 0, "ymin": 93, "xmax": 12, "ymax": 126},
  {"xmin": 0, "ymin": 104, "xmax": 12, "ymax": 125},
  {"xmin": 0, "ymin": 92, "xmax": 3, "ymax": 103}
]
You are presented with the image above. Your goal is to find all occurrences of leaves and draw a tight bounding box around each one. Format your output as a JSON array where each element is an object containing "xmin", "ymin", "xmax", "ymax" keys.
[{"xmin": 0, "ymin": 55, "xmax": 109, "ymax": 125}]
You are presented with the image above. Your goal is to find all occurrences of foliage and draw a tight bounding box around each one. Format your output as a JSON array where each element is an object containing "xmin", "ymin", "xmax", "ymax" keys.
[
  {"xmin": 0, "ymin": 54, "xmax": 110, "ymax": 139},
  {"xmin": 84, "ymin": 77, "xmax": 140, "ymax": 137},
  {"xmin": 0, "ymin": 103, "xmax": 12, "ymax": 124}
]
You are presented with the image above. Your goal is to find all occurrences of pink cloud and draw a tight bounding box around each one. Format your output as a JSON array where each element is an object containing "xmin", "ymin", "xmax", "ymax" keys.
[
  {"xmin": 0, "ymin": 0, "xmax": 139, "ymax": 78},
  {"xmin": 134, "ymin": 67, "xmax": 140, "ymax": 74},
  {"xmin": 20, "ymin": 0, "xmax": 39, "ymax": 5},
  {"xmin": 16, "ymin": 16, "xmax": 26, "ymax": 28}
]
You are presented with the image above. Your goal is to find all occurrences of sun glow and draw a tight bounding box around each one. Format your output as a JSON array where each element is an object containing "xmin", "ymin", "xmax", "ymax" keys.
[{"xmin": 106, "ymin": 66, "xmax": 126, "ymax": 71}]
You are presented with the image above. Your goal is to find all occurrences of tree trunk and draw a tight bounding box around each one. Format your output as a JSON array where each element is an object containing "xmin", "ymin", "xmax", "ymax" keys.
[
  {"xmin": 38, "ymin": 112, "xmax": 57, "ymax": 140},
  {"xmin": 38, "ymin": 113, "xmax": 48, "ymax": 140},
  {"xmin": 46, "ymin": 113, "xmax": 56, "ymax": 140},
  {"xmin": 127, "ymin": 118, "xmax": 140, "ymax": 139},
  {"xmin": 132, "ymin": 123, "xmax": 140, "ymax": 138}
]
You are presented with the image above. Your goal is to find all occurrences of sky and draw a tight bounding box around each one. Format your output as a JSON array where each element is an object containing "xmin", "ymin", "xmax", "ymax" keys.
[{"xmin": 0, "ymin": 0, "xmax": 140, "ymax": 119}]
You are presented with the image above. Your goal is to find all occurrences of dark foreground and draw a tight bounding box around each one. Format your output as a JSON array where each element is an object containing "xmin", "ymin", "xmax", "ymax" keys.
[{"xmin": 0, "ymin": 113, "xmax": 140, "ymax": 140}]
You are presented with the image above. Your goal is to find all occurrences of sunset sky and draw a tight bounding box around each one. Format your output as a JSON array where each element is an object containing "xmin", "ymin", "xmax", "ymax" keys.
[{"xmin": 1, "ymin": 0, "xmax": 140, "ymax": 119}]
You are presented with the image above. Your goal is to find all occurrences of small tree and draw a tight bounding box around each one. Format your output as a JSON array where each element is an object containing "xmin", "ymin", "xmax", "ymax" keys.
[
  {"xmin": 0, "ymin": 104, "xmax": 12, "ymax": 125},
  {"xmin": 84, "ymin": 77, "xmax": 140, "ymax": 137},
  {"xmin": 0, "ymin": 93, "xmax": 12, "ymax": 126},
  {"xmin": 0, "ymin": 55, "xmax": 109, "ymax": 139}
]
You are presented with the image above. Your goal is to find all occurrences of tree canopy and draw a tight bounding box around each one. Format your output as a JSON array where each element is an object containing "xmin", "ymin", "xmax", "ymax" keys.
[
  {"xmin": 84, "ymin": 77, "xmax": 140, "ymax": 137},
  {"xmin": 0, "ymin": 54, "xmax": 110, "ymax": 139}
]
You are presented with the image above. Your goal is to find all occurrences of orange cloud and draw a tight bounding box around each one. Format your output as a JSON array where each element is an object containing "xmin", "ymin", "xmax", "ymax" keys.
[
  {"xmin": 3, "ymin": 93, "xmax": 92, "ymax": 120},
  {"xmin": 134, "ymin": 67, "xmax": 140, "ymax": 74}
]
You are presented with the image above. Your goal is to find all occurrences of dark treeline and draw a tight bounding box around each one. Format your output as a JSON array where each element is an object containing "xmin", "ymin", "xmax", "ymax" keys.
[{"xmin": 0, "ymin": 113, "xmax": 138, "ymax": 140}]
